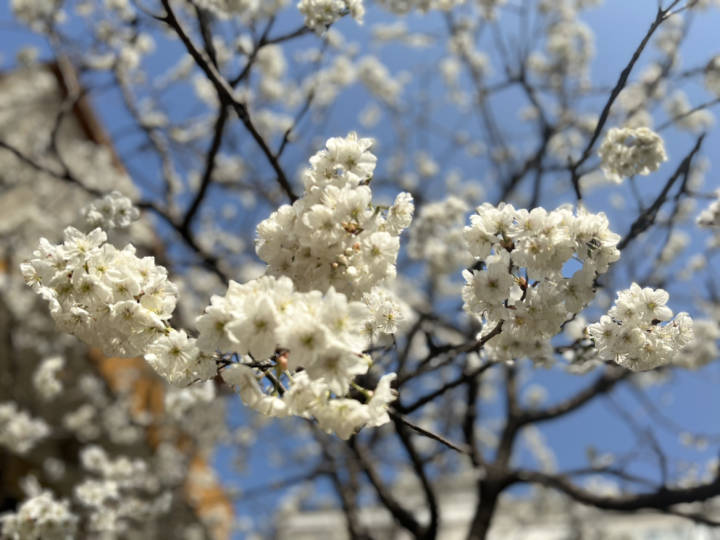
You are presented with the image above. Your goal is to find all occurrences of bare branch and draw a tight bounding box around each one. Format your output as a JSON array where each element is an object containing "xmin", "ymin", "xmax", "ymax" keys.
[{"xmin": 158, "ymin": 0, "xmax": 298, "ymax": 202}]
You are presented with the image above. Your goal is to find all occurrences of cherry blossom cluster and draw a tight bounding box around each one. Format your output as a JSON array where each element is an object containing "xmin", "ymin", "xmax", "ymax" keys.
[
  {"xmin": 598, "ymin": 127, "xmax": 668, "ymax": 183},
  {"xmin": 665, "ymin": 91, "xmax": 714, "ymax": 133},
  {"xmin": 0, "ymin": 490, "xmax": 78, "ymax": 540},
  {"xmin": 357, "ymin": 56, "xmax": 407, "ymax": 106},
  {"xmin": 587, "ymin": 284, "xmax": 694, "ymax": 371},
  {"xmin": 530, "ymin": 19, "xmax": 594, "ymax": 85},
  {"xmin": 33, "ymin": 355, "xmax": 64, "ymax": 400},
  {"xmin": 256, "ymin": 132, "xmax": 414, "ymax": 300},
  {"xmin": 144, "ymin": 329, "xmax": 216, "ymax": 388},
  {"xmin": 0, "ymin": 402, "xmax": 50, "ymax": 455},
  {"xmin": 196, "ymin": 274, "xmax": 397, "ymax": 438},
  {"xmin": 18, "ymin": 133, "xmax": 406, "ymax": 440},
  {"xmin": 689, "ymin": 0, "xmax": 720, "ymax": 9},
  {"xmin": 676, "ymin": 319, "xmax": 720, "ymax": 370},
  {"xmin": 195, "ymin": 275, "xmax": 370, "ymax": 379},
  {"xmin": 297, "ymin": 0, "xmax": 365, "ymax": 32},
  {"xmin": 81, "ymin": 191, "xmax": 139, "ymax": 230},
  {"xmin": 408, "ymin": 195, "xmax": 473, "ymax": 275},
  {"xmin": 164, "ymin": 380, "xmax": 217, "ymax": 421},
  {"xmin": 362, "ymin": 286, "xmax": 406, "ymax": 337},
  {"xmin": 462, "ymin": 203, "xmax": 620, "ymax": 364},
  {"xmin": 705, "ymin": 55, "xmax": 720, "ymax": 97},
  {"xmin": 696, "ymin": 190, "xmax": 720, "ymax": 228},
  {"xmin": 10, "ymin": 0, "xmax": 64, "ymax": 29},
  {"xmin": 194, "ymin": 0, "xmax": 261, "ymax": 16},
  {"xmin": 377, "ymin": 0, "xmax": 493, "ymax": 15},
  {"xmin": 223, "ymin": 366, "xmax": 396, "ymax": 440},
  {"xmin": 75, "ymin": 446, "xmax": 172, "ymax": 535},
  {"xmin": 528, "ymin": 2, "xmax": 596, "ymax": 89},
  {"xmin": 21, "ymin": 227, "xmax": 178, "ymax": 358}
]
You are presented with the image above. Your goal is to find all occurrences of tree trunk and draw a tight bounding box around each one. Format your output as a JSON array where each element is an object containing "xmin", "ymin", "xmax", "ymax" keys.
[{"xmin": 466, "ymin": 482, "xmax": 500, "ymax": 540}]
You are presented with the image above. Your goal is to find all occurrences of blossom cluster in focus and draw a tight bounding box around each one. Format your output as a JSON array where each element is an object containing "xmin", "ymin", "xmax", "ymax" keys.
[
  {"xmin": 462, "ymin": 203, "xmax": 620, "ymax": 364},
  {"xmin": 21, "ymin": 227, "xmax": 177, "ymax": 358},
  {"xmin": 588, "ymin": 283, "xmax": 694, "ymax": 371},
  {"xmin": 256, "ymin": 132, "xmax": 413, "ymax": 300}
]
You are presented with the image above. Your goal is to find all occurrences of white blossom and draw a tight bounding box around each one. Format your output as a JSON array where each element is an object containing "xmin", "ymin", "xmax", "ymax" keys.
[
  {"xmin": 33, "ymin": 355, "xmax": 64, "ymax": 400},
  {"xmin": 462, "ymin": 203, "xmax": 620, "ymax": 364},
  {"xmin": 22, "ymin": 227, "xmax": 177, "ymax": 357},
  {"xmin": 587, "ymin": 283, "xmax": 694, "ymax": 371},
  {"xmin": 377, "ymin": 0, "xmax": 465, "ymax": 14},
  {"xmin": 362, "ymin": 287, "xmax": 404, "ymax": 337},
  {"xmin": 0, "ymin": 491, "xmax": 78, "ymax": 540},
  {"xmin": 664, "ymin": 91, "xmax": 714, "ymax": 133},
  {"xmin": 675, "ymin": 319, "xmax": 720, "ymax": 369},
  {"xmin": 81, "ymin": 191, "xmax": 139, "ymax": 230},
  {"xmin": 297, "ymin": 0, "xmax": 365, "ymax": 33},
  {"xmin": 200, "ymin": 273, "xmax": 396, "ymax": 437},
  {"xmin": 164, "ymin": 380, "xmax": 217, "ymax": 420},
  {"xmin": 598, "ymin": 127, "xmax": 668, "ymax": 183},
  {"xmin": 256, "ymin": 132, "xmax": 412, "ymax": 301},
  {"xmin": 0, "ymin": 403, "xmax": 50, "ymax": 454},
  {"xmin": 705, "ymin": 55, "xmax": 720, "ymax": 97},
  {"xmin": 145, "ymin": 329, "xmax": 216, "ymax": 387},
  {"xmin": 697, "ymin": 189, "xmax": 720, "ymax": 228},
  {"xmin": 357, "ymin": 56, "xmax": 405, "ymax": 105},
  {"xmin": 11, "ymin": 0, "xmax": 64, "ymax": 29},
  {"xmin": 408, "ymin": 195, "xmax": 472, "ymax": 275},
  {"xmin": 74, "ymin": 446, "xmax": 172, "ymax": 534}
]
